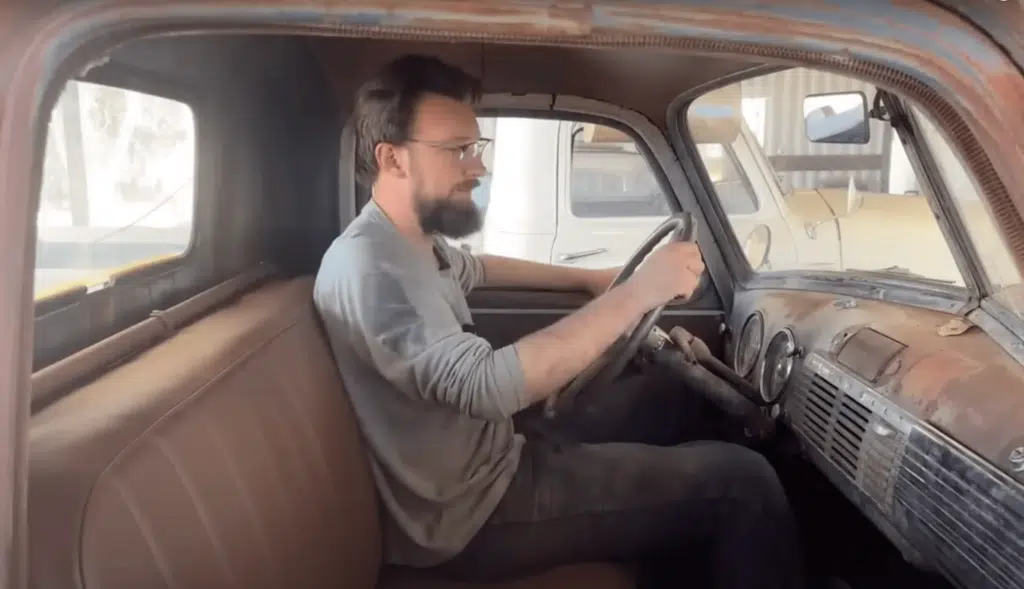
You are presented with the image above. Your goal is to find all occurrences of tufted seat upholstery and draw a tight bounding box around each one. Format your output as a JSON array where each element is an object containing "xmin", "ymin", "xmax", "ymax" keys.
[{"xmin": 29, "ymin": 277, "xmax": 635, "ymax": 589}]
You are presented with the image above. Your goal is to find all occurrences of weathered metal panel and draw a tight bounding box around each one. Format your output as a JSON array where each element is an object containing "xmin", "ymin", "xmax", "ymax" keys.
[
  {"xmin": 926, "ymin": 0, "xmax": 1024, "ymax": 73},
  {"xmin": 733, "ymin": 286, "xmax": 1024, "ymax": 486}
]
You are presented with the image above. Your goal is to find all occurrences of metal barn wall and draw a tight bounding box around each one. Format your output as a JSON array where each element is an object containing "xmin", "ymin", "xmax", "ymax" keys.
[{"xmin": 739, "ymin": 67, "xmax": 893, "ymax": 193}]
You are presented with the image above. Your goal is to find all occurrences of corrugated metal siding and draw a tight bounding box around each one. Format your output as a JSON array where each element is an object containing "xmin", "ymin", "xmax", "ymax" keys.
[{"xmin": 740, "ymin": 67, "xmax": 889, "ymax": 192}]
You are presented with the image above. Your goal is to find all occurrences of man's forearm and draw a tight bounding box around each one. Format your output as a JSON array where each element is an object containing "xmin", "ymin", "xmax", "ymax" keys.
[
  {"xmin": 478, "ymin": 254, "xmax": 600, "ymax": 292},
  {"xmin": 512, "ymin": 282, "xmax": 652, "ymax": 404}
]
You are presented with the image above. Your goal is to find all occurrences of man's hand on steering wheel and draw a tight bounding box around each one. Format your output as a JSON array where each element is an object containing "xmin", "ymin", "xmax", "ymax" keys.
[
  {"xmin": 544, "ymin": 213, "xmax": 703, "ymax": 417},
  {"xmin": 626, "ymin": 241, "xmax": 704, "ymax": 309},
  {"xmin": 542, "ymin": 213, "xmax": 774, "ymax": 437}
]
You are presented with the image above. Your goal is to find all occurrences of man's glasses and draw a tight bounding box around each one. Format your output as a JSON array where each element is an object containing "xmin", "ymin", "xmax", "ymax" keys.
[{"xmin": 408, "ymin": 137, "xmax": 492, "ymax": 162}]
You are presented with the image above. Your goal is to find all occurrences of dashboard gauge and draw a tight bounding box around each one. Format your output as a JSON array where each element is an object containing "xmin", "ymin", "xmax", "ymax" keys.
[
  {"xmin": 734, "ymin": 311, "xmax": 764, "ymax": 378},
  {"xmin": 759, "ymin": 328, "xmax": 798, "ymax": 404}
]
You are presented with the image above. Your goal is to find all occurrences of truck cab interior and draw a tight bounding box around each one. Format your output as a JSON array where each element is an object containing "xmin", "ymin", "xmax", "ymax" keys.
[{"xmin": 17, "ymin": 3, "xmax": 1024, "ymax": 589}]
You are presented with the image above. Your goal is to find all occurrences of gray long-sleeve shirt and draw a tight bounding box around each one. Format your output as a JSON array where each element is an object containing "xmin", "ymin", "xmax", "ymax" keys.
[{"xmin": 313, "ymin": 200, "xmax": 528, "ymax": 566}]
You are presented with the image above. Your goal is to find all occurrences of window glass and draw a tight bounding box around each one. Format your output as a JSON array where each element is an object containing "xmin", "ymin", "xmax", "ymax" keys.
[
  {"xmin": 684, "ymin": 67, "xmax": 966, "ymax": 286},
  {"xmin": 569, "ymin": 124, "xmax": 670, "ymax": 218},
  {"xmin": 36, "ymin": 80, "xmax": 196, "ymax": 297},
  {"xmin": 697, "ymin": 144, "xmax": 758, "ymax": 216},
  {"xmin": 442, "ymin": 116, "xmax": 675, "ymax": 269},
  {"xmin": 909, "ymin": 105, "xmax": 1024, "ymax": 316}
]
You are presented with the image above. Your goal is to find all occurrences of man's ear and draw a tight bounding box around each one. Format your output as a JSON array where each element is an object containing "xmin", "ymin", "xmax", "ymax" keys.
[{"xmin": 375, "ymin": 143, "xmax": 408, "ymax": 179}]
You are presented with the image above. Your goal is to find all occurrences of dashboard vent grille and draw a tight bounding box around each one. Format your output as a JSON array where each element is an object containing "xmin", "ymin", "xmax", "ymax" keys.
[
  {"xmin": 857, "ymin": 416, "xmax": 906, "ymax": 514},
  {"xmin": 792, "ymin": 372, "xmax": 836, "ymax": 452},
  {"xmin": 894, "ymin": 429, "xmax": 1024, "ymax": 589},
  {"xmin": 791, "ymin": 369, "xmax": 869, "ymax": 481},
  {"xmin": 834, "ymin": 393, "xmax": 871, "ymax": 477}
]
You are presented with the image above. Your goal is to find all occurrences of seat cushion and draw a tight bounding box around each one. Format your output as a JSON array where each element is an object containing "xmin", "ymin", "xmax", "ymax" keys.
[
  {"xmin": 379, "ymin": 563, "xmax": 635, "ymax": 589},
  {"xmin": 30, "ymin": 278, "xmax": 382, "ymax": 589}
]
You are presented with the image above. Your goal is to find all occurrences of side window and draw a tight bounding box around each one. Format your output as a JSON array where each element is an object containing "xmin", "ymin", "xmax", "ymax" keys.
[
  {"xmin": 36, "ymin": 80, "xmax": 196, "ymax": 298},
  {"xmin": 685, "ymin": 67, "xmax": 966, "ymax": 285},
  {"xmin": 568, "ymin": 123, "xmax": 670, "ymax": 218}
]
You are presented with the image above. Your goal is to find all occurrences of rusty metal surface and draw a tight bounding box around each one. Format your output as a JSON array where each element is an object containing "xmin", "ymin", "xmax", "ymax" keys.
[
  {"xmin": 927, "ymin": 0, "xmax": 1024, "ymax": 72},
  {"xmin": 835, "ymin": 327, "xmax": 906, "ymax": 383},
  {"xmin": 733, "ymin": 287, "xmax": 1024, "ymax": 482},
  {"xmin": 312, "ymin": 39, "xmax": 756, "ymax": 129},
  {"xmin": 0, "ymin": 1, "xmax": 1023, "ymax": 588}
]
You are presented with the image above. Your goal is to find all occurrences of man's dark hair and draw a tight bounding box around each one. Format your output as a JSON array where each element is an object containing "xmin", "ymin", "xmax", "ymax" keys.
[{"xmin": 353, "ymin": 54, "xmax": 482, "ymax": 188}]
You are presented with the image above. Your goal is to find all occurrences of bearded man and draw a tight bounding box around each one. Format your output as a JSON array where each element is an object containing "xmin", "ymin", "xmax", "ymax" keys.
[{"xmin": 312, "ymin": 53, "xmax": 804, "ymax": 589}]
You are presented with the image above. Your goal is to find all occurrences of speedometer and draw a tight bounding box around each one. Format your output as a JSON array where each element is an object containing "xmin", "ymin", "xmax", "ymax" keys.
[
  {"xmin": 759, "ymin": 328, "xmax": 798, "ymax": 404},
  {"xmin": 734, "ymin": 311, "xmax": 764, "ymax": 378}
]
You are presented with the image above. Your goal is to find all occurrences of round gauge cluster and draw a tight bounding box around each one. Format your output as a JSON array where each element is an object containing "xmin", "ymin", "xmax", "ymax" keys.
[
  {"xmin": 733, "ymin": 311, "xmax": 764, "ymax": 379},
  {"xmin": 759, "ymin": 328, "xmax": 799, "ymax": 404}
]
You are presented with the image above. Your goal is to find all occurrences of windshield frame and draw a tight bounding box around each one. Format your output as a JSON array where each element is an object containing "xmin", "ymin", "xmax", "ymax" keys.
[
  {"xmin": 668, "ymin": 73, "xmax": 981, "ymax": 315},
  {"xmin": 877, "ymin": 91, "xmax": 987, "ymax": 295},
  {"xmin": 903, "ymin": 102, "xmax": 1024, "ymax": 345}
]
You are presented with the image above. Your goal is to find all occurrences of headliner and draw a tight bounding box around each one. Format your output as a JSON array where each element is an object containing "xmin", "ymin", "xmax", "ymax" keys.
[
  {"xmin": 309, "ymin": 37, "xmax": 763, "ymax": 129},
  {"xmin": 103, "ymin": 33, "xmax": 764, "ymax": 131}
]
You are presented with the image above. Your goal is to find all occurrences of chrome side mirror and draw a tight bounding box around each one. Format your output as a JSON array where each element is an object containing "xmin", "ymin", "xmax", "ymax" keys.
[{"xmin": 803, "ymin": 91, "xmax": 870, "ymax": 144}]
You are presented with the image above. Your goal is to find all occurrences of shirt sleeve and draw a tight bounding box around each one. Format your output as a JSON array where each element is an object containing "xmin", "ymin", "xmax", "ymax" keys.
[
  {"xmin": 318, "ymin": 260, "xmax": 526, "ymax": 421},
  {"xmin": 437, "ymin": 238, "xmax": 487, "ymax": 293}
]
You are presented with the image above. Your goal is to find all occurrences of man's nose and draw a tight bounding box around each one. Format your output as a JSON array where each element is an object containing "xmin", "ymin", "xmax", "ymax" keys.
[{"xmin": 464, "ymin": 156, "xmax": 487, "ymax": 178}]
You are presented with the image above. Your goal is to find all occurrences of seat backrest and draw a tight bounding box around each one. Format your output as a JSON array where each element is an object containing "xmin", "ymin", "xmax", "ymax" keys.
[{"xmin": 29, "ymin": 277, "xmax": 382, "ymax": 589}]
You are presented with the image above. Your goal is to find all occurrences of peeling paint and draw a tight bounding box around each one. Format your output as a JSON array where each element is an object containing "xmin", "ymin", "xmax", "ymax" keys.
[{"xmin": 737, "ymin": 287, "xmax": 1024, "ymax": 473}]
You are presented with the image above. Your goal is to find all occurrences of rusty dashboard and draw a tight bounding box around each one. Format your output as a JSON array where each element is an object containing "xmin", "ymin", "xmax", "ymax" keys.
[{"xmin": 728, "ymin": 288, "xmax": 1024, "ymax": 589}]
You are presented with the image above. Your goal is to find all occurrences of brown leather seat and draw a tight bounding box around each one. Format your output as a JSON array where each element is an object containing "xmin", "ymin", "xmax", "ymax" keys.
[{"xmin": 29, "ymin": 277, "xmax": 635, "ymax": 589}]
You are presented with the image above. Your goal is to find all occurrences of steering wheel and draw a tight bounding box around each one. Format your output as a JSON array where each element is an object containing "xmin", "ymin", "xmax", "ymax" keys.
[{"xmin": 543, "ymin": 212, "xmax": 696, "ymax": 418}]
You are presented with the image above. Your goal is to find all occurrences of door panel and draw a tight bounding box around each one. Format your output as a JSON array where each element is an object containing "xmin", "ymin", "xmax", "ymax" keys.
[
  {"xmin": 552, "ymin": 217, "xmax": 664, "ymax": 269},
  {"xmin": 551, "ymin": 120, "xmax": 672, "ymax": 269},
  {"xmin": 466, "ymin": 287, "xmax": 727, "ymax": 357}
]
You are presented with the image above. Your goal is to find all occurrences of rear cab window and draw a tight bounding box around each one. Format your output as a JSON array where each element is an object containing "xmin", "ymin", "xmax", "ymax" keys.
[{"xmin": 36, "ymin": 79, "xmax": 196, "ymax": 299}]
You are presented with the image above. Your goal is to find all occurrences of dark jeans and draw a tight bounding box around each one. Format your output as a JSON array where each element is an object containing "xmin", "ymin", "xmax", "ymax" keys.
[{"xmin": 438, "ymin": 366, "xmax": 805, "ymax": 589}]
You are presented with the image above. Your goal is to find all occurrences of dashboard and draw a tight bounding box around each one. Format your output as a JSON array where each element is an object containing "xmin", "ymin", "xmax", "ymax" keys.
[{"xmin": 728, "ymin": 288, "xmax": 1024, "ymax": 589}]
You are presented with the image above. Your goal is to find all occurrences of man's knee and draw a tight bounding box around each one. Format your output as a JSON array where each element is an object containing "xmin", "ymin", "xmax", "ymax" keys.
[{"xmin": 682, "ymin": 441, "xmax": 788, "ymax": 506}]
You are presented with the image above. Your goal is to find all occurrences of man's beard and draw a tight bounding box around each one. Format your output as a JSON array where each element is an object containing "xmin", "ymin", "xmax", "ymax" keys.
[{"xmin": 414, "ymin": 179, "xmax": 483, "ymax": 239}]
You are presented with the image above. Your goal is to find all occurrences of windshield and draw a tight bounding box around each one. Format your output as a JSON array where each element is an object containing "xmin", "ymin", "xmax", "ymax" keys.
[
  {"xmin": 697, "ymin": 144, "xmax": 758, "ymax": 216},
  {"xmin": 685, "ymin": 67, "xmax": 966, "ymax": 287}
]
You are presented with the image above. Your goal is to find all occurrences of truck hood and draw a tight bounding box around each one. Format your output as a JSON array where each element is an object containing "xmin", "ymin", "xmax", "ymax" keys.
[
  {"xmin": 786, "ymin": 186, "xmax": 1018, "ymax": 287},
  {"xmin": 786, "ymin": 187, "xmax": 970, "ymax": 282},
  {"xmin": 788, "ymin": 188, "xmax": 933, "ymax": 220}
]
